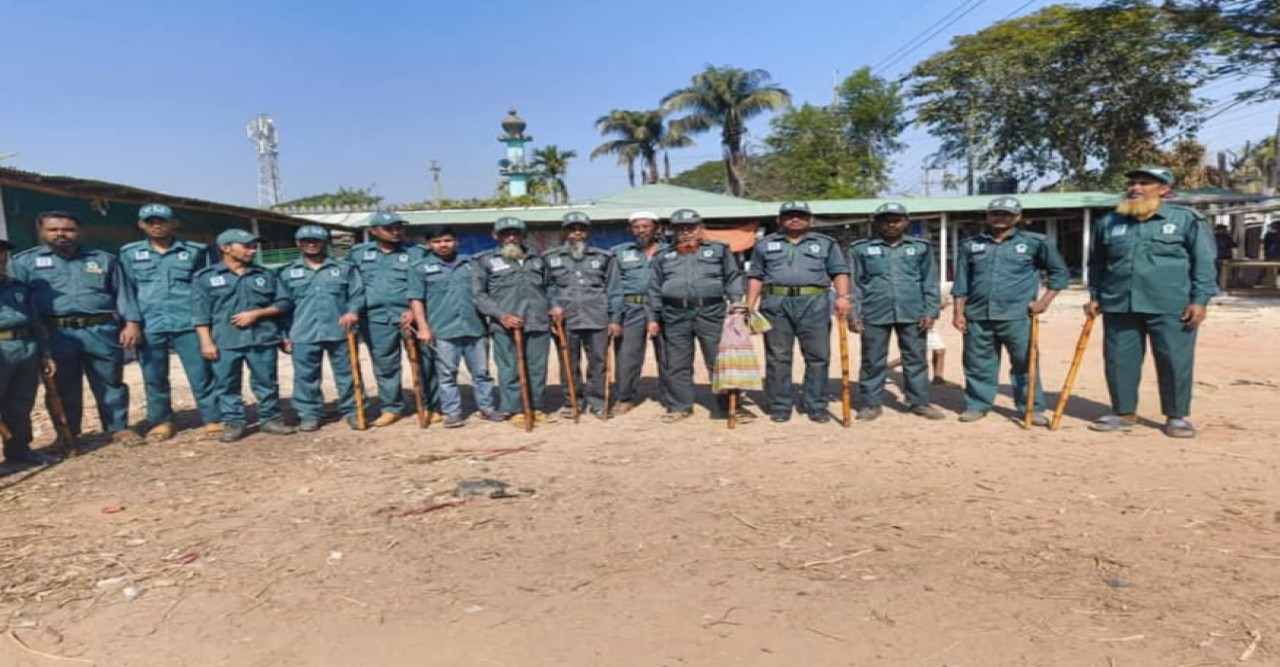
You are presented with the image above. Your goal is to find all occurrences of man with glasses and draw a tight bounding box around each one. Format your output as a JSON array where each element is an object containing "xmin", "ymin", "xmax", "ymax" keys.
[
  {"xmin": 120, "ymin": 203, "xmax": 219, "ymax": 440},
  {"xmin": 1086, "ymin": 166, "xmax": 1217, "ymax": 438}
]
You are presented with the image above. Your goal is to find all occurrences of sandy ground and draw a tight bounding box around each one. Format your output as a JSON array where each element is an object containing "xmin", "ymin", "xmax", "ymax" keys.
[{"xmin": 2, "ymin": 288, "xmax": 1278, "ymax": 667}]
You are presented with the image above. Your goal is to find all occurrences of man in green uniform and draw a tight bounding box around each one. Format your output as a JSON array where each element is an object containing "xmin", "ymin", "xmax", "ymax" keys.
[
  {"xmin": 610, "ymin": 211, "xmax": 666, "ymax": 413},
  {"xmin": 120, "ymin": 203, "xmax": 219, "ymax": 441},
  {"xmin": 192, "ymin": 229, "xmax": 295, "ymax": 442},
  {"xmin": 846, "ymin": 202, "xmax": 945, "ymax": 421},
  {"xmin": 349, "ymin": 211, "xmax": 434, "ymax": 427},
  {"xmin": 471, "ymin": 216, "xmax": 556, "ymax": 426},
  {"xmin": 0, "ymin": 239, "xmax": 58, "ymax": 467},
  {"xmin": 647, "ymin": 208, "xmax": 753, "ymax": 423},
  {"xmin": 1086, "ymin": 166, "xmax": 1217, "ymax": 438},
  {"xmin": 746, "ymin": 201, "xmax": 851, "ymax": 423},
  {"xmin": 11, "ymin": 211, "xmax": 143, "ymax": 446},
  {"xmin": 952, "ymin": 197, "xmax": 1070, "ymax": 425},
  {"xmin": 278, "ymin": 225, "xmax": 367, "ymax": 432},
  {"xmin": 546, "ymin": 211, "xmax": 622, "ymax": 419},
  {"xmin": 409, "ymin": 225, "xmax": 504, "ymax": 428}
]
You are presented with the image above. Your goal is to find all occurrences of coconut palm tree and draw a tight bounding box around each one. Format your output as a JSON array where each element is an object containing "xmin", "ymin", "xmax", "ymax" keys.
[
  {"xmin": 530, "ymin": 145, "xmax": 578, "ymax": 204},
  {"xmin": 662, "ymin": 66, "xmax": 791, "ymax": 196},
  {"xmin": 590, "ymin": 109, "xmax": 691, "ymax": 186}
]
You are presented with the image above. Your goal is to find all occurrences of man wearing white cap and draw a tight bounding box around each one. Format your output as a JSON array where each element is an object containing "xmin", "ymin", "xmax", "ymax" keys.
[{"xmin": 610, "ymin": 211, "xmax": 665, "ymax": 413}]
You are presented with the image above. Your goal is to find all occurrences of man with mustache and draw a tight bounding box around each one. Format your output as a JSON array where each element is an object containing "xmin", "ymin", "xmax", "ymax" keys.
[
  {"xmin": 545, "ymin": 212, "xmax": 622, "ymax": 419},
  {"xmin": 11, "ymin": 211, "xmax": 143, "ymax": 447},
  {"xmin": 610, "ymin": 211, "xmax": 666, "ymax": 413},
  {"xmin": 471, "ymin": 216, "xmax": 556, "ymax": 426},
  {"xmin": 647, "ymin": 208, "xmax": 753, "ymax": 423},
  {"xmin": 1086, "ymin": 166, "xmax": 1218, "ymax": 438}
]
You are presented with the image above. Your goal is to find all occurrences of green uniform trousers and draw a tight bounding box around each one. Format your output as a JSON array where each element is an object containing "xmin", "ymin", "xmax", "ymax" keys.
[
  {"xmin": 860, "ymin": 322, "xmax": 930, "ymax": 409},
  {"xmin": 1101, "ymin": 312, "xmax": 1197, "ymax": 418},
  {"xmin": 47, "ymin": 322, "xmax": 130, "ymax": 435},
  {"xmin": 557, "ymin": 327, "xmax": 609, "ymax": 411},
  {"xmin": 139, "ymin": 330, "xmax": 218, "ymax": 425},
  {"xmin": 760, "ymin": 294, "xmax": 832, "ymax": 416},
  {"xmin": 658, "ymin": 304, "xmax": 730, "ymax": 415},
  {"xmin": 361, "ymin": 318, "xmax": 439, "ymax": 417},
  {"xmin": 962, "ymin": 318, "xmax": 1045, "ymax": 414},
  {"xmin": 212, "ymin": 344, "xmax": 282, "ymax": 426},
  {"xmin": 0, "ymin": 340, "xmax": 40, "ymax": 459},
  {"xmin": 290, "ymin": 340, "xmax": 368, "ymax": 423},
  {"xmin": 491, "ymin": 326, "xmax": 550, "ymax": 415},
  {"xmin": 614, "ymin": 303, "xmax": 662, "ymax": 406}
]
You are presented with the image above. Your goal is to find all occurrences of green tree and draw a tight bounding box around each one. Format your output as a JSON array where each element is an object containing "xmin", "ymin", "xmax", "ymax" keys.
[
  {"xmin": 590, "ymin": 109, "xmax": 687, "ymax": 186},
  {"xmin": 836, "ymin": 67, "xmax": 908, "ymax": 193},
  {"xmin": 529, "ymin": 145, "xmax": 578, "ymax": 204},
  {"xmin": 909, "ymin": 5, "xmax": 1206, "ymax": 190},
  {"xmin": 275, "ymin": 185, "xmax": 383, "ymax": 211},
  {"xmin": 662, "ymin": 66, "xmax": 791, "ymax": 196},
  {"xmin": 763, "ymin": 104, "xmax": 867, "ymax": 199},
  {"xmin": 669, "ymin": 159, "xmax": 728, "ymax": 193}
]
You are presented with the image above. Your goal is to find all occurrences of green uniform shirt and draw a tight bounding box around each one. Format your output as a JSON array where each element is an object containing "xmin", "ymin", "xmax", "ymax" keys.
[
  {"xmin": 408, "ymin": 253, "xmax": 486, "ymax": 340},
  {"xmin": 952, "ymin": 229, "xmax": 1070, "ymax": 321},
  {"xmin": 278, "ymin": 257, "xmax": 364, "ymax": 344},
  {"xmin": 544, "ymin": 245, "xmax": 623, "ymax": 328},
  {"xmin": 191, "ymin": 263, "xmax": 292, "ymax": 350},
  {"xmin": 1088, "ymin": 203, "xmax": 1218, "ymax": 314},
  {"xmin": 646, "ymin": 241, "xmax": 742, "ymax": 322},
  {"xmin": 611, "ymin": 241, "xmax": 665, "ymax": 296},
  {"xmin": 0, "ymin": 278, "xmax": 46, "ymax": 359},
  {"xmin": 747, "ymin": 231, "xmax": 849, "ymax": 286},
  {"xmin": 10, "ymin": 245, "xmax": 140, "ymax": 321},
  {"xmin": 119, "ymin": 238, "xmax": 211, "ymax": 334},
  {"xmin": 349, "ymin": 241, "xmax": 428, "ymax": 316},
  {"xmin": 470, "ymin": 246, "xmax": 554, "ymax": 333},
  {"xmin": 848, "ymin": 235, "xmax": 939, "ymax": 325}
]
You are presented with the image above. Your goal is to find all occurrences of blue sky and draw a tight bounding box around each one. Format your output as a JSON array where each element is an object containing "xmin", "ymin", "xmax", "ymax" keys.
[{"xmin": 1, "ymin": 0, "xmax": 1273, "ymax": 208}]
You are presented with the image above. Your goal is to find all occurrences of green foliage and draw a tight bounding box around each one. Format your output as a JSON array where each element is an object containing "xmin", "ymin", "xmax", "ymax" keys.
[
  {"xmin": 668, "ymin": 159, "xmax": 727, "ymax": 193},
  {"xmin": 909, "ymin": 4, "xmax": 1206, "ymax": 190},
  {"xmin": 764, "ymin": 104, "xmax": 870, "ymax": 199},
  {"xmin": 590, "ymin": 110, "xmax": 691, "ymax": 187},
  {"xmin": 528, "ymin": 145, "xmax": 577, "ymax": 204},
  {"xmin": 275, "ymin": 185, "xmax": 383, "ymax": 211}
]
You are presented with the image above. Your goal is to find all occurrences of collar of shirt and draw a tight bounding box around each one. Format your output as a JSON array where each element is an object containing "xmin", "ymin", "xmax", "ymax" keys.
[
  {"xmin": 975, "ymin": 229, "xmax": 1026, "ymax": 245},
  {"xmin": 292, "ymin": 257, "xmax": 338, "ymax": 272},
  {"xmin": 37, "ymin": 244, "xmax": 96, "ymax": 260}
]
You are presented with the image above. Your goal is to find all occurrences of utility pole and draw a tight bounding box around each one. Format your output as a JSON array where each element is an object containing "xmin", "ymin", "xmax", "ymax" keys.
[{"xmin": 429, "ymin": 160, "xmax": 442, "ymax": 210}]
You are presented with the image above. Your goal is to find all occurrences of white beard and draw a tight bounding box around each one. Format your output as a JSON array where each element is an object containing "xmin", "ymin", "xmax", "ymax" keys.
[{"xmin": 500, "ymin": 243, "xmax": 526, "ymax": 261}]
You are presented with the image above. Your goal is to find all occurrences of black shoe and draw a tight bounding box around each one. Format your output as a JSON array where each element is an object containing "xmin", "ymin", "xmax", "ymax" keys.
[
  {"xmin": 856, "ymin": 406, "xmax": 883, "ymax": 421},
  {"xmin": 345, "ymin": 416, "xmax": 366, "ymax": 431},
  {"xmin": 298, "ymin": 420, "xmax": 321, "ymax": 432},
  {"xmin": 220, "ymin": 424, "xmax": 247, "ymax": 443},
  {"xmin": 479, "ymin": 410, "xmax": 506, "ymax": 422},
  {"xmin": 443, "ymin": 414, "xmax": 466, "ymax": 428},
  {"xmin": 260, "ymin": 420, "xmax": 296, "ymax": 435},
  {"xmin": 770, "ymin": 413, "xmax": 791, "ymax": 423},
  {"xmin": 808, "ymin": 411, "xmax": 832, "ymax": 424}
]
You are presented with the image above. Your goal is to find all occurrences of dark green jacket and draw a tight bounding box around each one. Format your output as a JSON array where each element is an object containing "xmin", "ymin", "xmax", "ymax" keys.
[
  {"xmin": 747, "ymin": 231, "xmax": 849, "ymax": 287},
  {"xmin": 409, "ymin": 253, "xmax": 486, "ymax": 340},
  {"xmin": 10, "ymin": 245, "xmax": 140, "ymax": 321},
  {"xmin": 544, "ymin": 244, "xmax": 622, "ymax": 329},
  {"xmin": 278, "ymin": 257, "xmax": 363, "ymax": 344},
  {"xmin": 647, "ymin": 241, "xmax": 742, "ymax": 322},
  {"xmin": 952, "ymin": 228, "xmax": 1070, "ymax": 321},
  {"xmin": 349, "ymin": 241, "xmax": 428, "ymax": 321},
  {"xmin": 119, "ymin": 238, "xmax": 211, "ymax": 334},
  {"xmin": 191, "ymin": 263, "xmax": 292, "ymax": 350},
  {"xmin": 470, "ymin": 246, "xmax": 554, "ymax": 333},
  {"xmin": 1088, "ymin": 203, "xmax": 1218, "ymax": 314},
  {"xmin": 848, "ymin": 235, "xmax": 939, "ymax": 325}
]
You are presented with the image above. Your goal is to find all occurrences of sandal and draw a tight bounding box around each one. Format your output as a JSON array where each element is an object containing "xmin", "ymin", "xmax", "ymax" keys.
[
  {"xmin": 661, "ymin": 410, "xmax": 692, "ymax": 424},
  {"xmin": 1164, "ymin": 418, "xmax": 1197, "ymax": 438},
  {"xmin": 1089, "ymin": 414, "xmax": 1136, "ymax": 432}
]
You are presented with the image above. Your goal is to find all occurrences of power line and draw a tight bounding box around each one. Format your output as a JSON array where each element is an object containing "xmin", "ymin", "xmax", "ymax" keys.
[{"xmin": 871, "ymin": 0, "xmax": 987, "ymax": 75}]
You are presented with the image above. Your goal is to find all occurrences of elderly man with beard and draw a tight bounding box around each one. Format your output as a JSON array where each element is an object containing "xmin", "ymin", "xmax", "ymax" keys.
[
  {"xmin": 611, "ymin": 211, "xmax": 666, "ymax": 413},
  {"xmin": 0, "ymin": 239, "xmax": 58, "ymax": 467},
  {"xmin": 952, "ymin": 197, "xmax": 1069, "ymax": 426},
  {"xmin": 545, "ymin": 212, "xmax": 622, "ymax": 419},
  {"xmin": 471, "ymin": 216, "xmax": 557, "ymax": 427},
  {"xmin": 646, "ymin": 208, "xmax": 753, "ymax": 423},
  {"xmin": 1086, "ymin": 167, "xmax": 1217, "ymax": 438}
]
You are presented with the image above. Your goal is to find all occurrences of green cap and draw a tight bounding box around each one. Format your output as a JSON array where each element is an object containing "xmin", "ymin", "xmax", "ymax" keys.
[
  {"xmin": 216, "ymin": 228, "xmax": 260, "ymax": 246},
  {"xmin": 987, "ymin": 197, "xmax": 1022, "ymax": 214},
  {"xmin": 779, "ymin": 201, "xmax": 811, "ymax": 215},
  {"xmin": 295, "ymin": 225, "xmax": 330, "ymax": 241},
  {"xmin": 494, "ymin": 216, "xmax": 526, "ymax": 232},
  {"xmin": 368, "ymin": 210, "xmax": 406, "ymax": 227},
  {"xmin": 874, "ymin": 202, "xmax": 909, "ymax": 218},
  {"xmin": 139, "ymin": 203, "xmax": 175, "ymax": 221},
  {"xmin": 561, "ymin": 211, "xmax": 591, "ymax": 227},
  {"xmin": 669, "ymin": 208, "xmax": 702, "ymax": 225},
  {"xmin": 1125, "ymin": 166, "xmax": 1175, "ymax": 185}
]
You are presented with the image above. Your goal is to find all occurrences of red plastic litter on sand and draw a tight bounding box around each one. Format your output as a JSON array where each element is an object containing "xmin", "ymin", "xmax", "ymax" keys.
[
  {"xmin": 170, "ymin": 553, "xmax": 199, "ymax": 565},
  {"xmin": 101, "ymin": 505, "xmax": 126, "ymax": 514}
]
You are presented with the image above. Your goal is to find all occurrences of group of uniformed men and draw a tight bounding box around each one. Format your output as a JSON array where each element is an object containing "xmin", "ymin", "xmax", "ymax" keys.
[{"xmin": 0, "ymin": 165, "xmax": 1218, "ymax": 466}]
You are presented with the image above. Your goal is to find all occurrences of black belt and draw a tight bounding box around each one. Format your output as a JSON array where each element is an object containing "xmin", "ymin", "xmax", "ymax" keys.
[
  {"xmin": 623, "ymin": 294, "xmax": 647, "ymax": 304},
  {"xmin": 0, "ymin": 327, "xmax": 31, "ymax": 340},
  {"xmin": 662, "ymin": 297, "xmax": 722, "ymax": 309},
  {"xmin": 764, "ymin": 285, "xmax": 828, "ymax": 297},
  {"xmin": 45, "ymin": 314, "xmax": 114, "ymax": 328}
]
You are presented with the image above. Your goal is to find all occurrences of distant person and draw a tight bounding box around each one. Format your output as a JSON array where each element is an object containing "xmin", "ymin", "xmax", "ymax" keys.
[
  {"xmin": 11, "ymin": 211, "xmax": 143, "ymax": 447},
  {"xmin": 1264, "ymin": 221, "xmax": 1280, "ymax": 261},
  {"xmin": 1212, "ymin": 224, "xmax": 1235, "ymax": 283},
  {"xmin": 1086, "ymin": 166, "xmax": 1217, "ymax": 438},
  {"xmin": 0, "ymin": 239, "xmax": 57, "ymax": 467},
  {"xmin": 610, "ymin": 211, "xmax": 666, "ymax": 413}
]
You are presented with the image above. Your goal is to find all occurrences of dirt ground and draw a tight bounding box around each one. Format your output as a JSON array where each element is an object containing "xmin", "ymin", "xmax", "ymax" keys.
[{"xmin": 2, "ymin": 288, "xmax": 1278, "ymax": 667}]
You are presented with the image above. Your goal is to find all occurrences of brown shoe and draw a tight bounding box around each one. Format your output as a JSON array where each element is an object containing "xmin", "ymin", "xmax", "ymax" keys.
[
  {"xmin": 112, "ymin": 429, "xmax": 143, "ymax": 446},
  {"xmin": 204, "ymin": 423, "xmax": 225, "ymax": 436},
  {"xmin": 424, "ymin": 411, "xmax": 445, "ymax": 425},
  {"xmin": 613, "ymin": 401, "xmax": 635, "ymax": 415},
  {"xmin": 372, "ymin": 412, "xmax": 402, "ymax": 427},
  {"xmin": 146, "ymin": 422, "xmax": 175, "ymax": 441}
]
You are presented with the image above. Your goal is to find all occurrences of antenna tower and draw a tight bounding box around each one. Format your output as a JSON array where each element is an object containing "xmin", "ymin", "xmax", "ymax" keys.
[{"xmin": 247, "ymin": 114, "xmax": 282, "ymax": 206}]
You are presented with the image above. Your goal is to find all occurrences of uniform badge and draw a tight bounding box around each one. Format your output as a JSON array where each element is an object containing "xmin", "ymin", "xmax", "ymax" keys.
[
  {"xmin": 290, "ymin": 268, "xmax": 305, "ymax": 278},
  {"xmin": 133, "ymin": 250, "xmax": 151, "ymax": 261},
  {"xmin": 663, "ymin": 251, "xmax": 677, "ymax": 260},
  {"xmin": 590, "ymin": 259, "xmax": 601, "ymax": 270},
  {"xmin": 254, "ymin": 277, "xmax": 266, "ymax": 287},
  {"xmin": 867, "ymin": 246, "xmax": 882, "ymax": 256},
  {"xmin": 363, "ymin": 250, "xmax": 377, "ymax": 261},
  {"xmin": 490, "ymin": 257, "xmax": 510, "ymax": 270},
  {"xmin": 329, "ymin": 268, "xmax": 341, "ymax": 277},
  {"xmin": 35, "ymin": 257, "xmax": 53, "ymax": 269},
  {"xmin": 84, "ymin": 261, "xmax": 103, "ymax": 274},
  {"xmin": 970, "ymin": 243, "xmax": 987, "ymax": 253},
  {"xmin": 766, "ymin": 242, "xmax": 781, "ymax": 252},
  {"xmin": 549, "ymin": 257, "xmax": 563, "ymax": 268},
  {"xmin": 1161, "ymin": 223, "xmax": 1176, "ymax": 235},
  {"xmin": 424, "ymin": 264, "xmax": 441, "ymax": 274},
  {"xmin": 1015, "ymin": 243, "xmax": 1027, "ymax": 253},
  {"xmin": 398, "ymin": 254, "xmax": 409, "ymax": 263},
  {"xmin": 905, "ymin": 247, "xmax": 917, "ymax": 256},
  {"xmin": 14, "ymin": 292, "xmax": 23, "ymax": 303},
  {"xmin": 178, "ymin": 251, "xmax": 190, "ymax": 261},
  {"xmin": 702, "ymin": 249, "xmax": 714, "ymax": 258},
  {"xmin": 809, "ymin": 244, "xmax": 821, "ymax": 253},
  {"xmin": 622, "ymin": 251, "xmax": 639, "ymax": 262},
  {"xmin": 1111, "ymin": 226, "xmax": 1128, "ymax": 237},
  {"xmin": 210, "ymin": 276, "xmax": 227, "ymax": 287}
]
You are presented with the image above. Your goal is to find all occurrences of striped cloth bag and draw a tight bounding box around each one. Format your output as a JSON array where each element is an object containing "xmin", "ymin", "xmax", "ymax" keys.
[{"xmin": 712, "ymin": 310, "xmax": 763, "ymax": 393}]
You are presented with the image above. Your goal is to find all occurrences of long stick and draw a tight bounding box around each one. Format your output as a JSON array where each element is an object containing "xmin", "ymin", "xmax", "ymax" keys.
[
  {"xmin": 837, "ymin": 317, "xmax": 852, "ymax": 428},
  {"xmin": 1023, "ymin": 314, "xmax": 1040, "ymax": 429},
  {"xmin": 346, "ymin": 330, "xmax": 367, "ymax": 430},
  {"xmin": 40, "ymin": 371, "xmax": 76, "ymax": 456},
  {"xmin": 402, "ymin": 330, "xmax": 428, "ymax": 428},
  {"xmin": 553, "ymin": 321, "xmax": 579, "ymax": 423},
  {"xmin": 1051, "ymin": 315, "xmax": 1096, "ymax": 431},
  {"xmin": 728, "ymin": 390, "xmax": 737, "ymax": 430},
  {"xmin": 603, "ymin": 335, "xmax": 614, "ymax": 421},
  {"xmin": 513, "ymin": 328, "xmax": 534, "ymax": 432}
]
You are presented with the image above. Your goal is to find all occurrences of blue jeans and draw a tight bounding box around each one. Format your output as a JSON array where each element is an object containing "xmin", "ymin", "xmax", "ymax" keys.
[{"xmin": 434, "ymin": 336, "xmax": 497, "ymax": 416}]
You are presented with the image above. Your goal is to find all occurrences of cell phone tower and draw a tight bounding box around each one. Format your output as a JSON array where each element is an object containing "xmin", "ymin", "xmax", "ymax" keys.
[{"xmin": 247, "ymin": 114, "xmax": 282, "ymax": 207}]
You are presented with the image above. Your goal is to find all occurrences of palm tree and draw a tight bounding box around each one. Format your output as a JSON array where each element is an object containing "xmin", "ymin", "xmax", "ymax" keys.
[
  {"xmin": 662, "ymin": 66, "xmax": 791, "ymax": 196},
  {"xmin": 530, "ymin": 145, "xmax": 577, "ymax": 204},
  {"xmin": 590, "ymin": 109, "xmax": 690, "ymax": 186}
]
